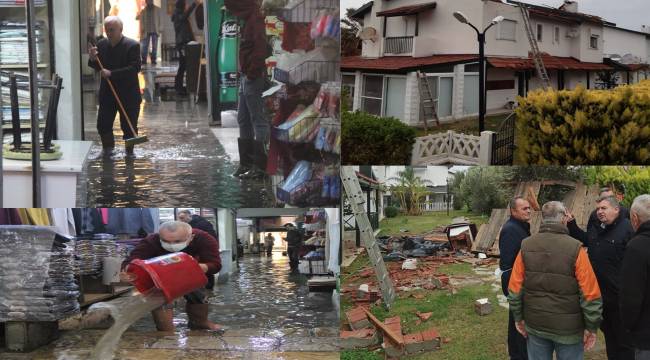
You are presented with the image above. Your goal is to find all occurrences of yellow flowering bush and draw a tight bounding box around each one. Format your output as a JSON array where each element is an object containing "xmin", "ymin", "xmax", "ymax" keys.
[{"xmin": 515, "ymin": 80, "xmax": 650, "ymax": 164}]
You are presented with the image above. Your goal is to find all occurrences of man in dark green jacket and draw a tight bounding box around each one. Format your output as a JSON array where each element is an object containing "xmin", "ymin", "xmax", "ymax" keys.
[
  {"xmin": 620, "ymin": 194, "xmax": 650, "ymax": 360},
  {"xmin": 509, "ymin": 201, "xmax": 603, "ymax": 360}
]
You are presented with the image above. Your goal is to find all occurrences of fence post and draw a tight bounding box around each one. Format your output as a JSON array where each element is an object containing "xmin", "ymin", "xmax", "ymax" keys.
[
  {"xmin": 479, "ymin": 131, "xmax": 495, "ymax": 165},
  {"xmin": 411, "ymin": 137, "xmax": 421, "ymax": 165}
]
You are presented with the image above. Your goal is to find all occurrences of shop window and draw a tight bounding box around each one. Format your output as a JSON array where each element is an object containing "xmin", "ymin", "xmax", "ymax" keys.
[
  {"xmin": 537, "ymin": 24, "xmax": 543, "ymax": 42},
  {"xmin": 361, "ymin": 75, "xmax": 384, "ymax": 116},
  {"xmin": 590, "ymin": 35, "xmax": 599, "ymax": 49},
  {"xmin": 498, "ymin": 19, "xmax": 517, "ymax": 41}
]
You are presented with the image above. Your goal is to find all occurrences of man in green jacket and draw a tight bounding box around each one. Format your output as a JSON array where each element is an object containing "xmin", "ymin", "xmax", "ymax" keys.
[{"xmin": 508, "ymin": 201, "xmax": 603, "ymax": 360}]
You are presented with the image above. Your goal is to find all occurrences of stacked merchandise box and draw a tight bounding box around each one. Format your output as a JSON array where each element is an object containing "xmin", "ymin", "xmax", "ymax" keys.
[
  {"xmin": 298, "ymin": 209, "xmax": 329, "ymax": 275},
  {"xmin": 264, "ymin": 0, "xmax": 341, "ymax": 207}
]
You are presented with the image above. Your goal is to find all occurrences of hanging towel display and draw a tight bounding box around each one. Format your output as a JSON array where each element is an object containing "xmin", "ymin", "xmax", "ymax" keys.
[
  {"xmin": 0, "ymin": 209, "xmax": 22, "ymax": 225},
  {"xmin": 106, "ymin": 208, "xmax": 156, "ymax": 236},
  {"xmin": 49, "ymin": 208, "xmax": 76, "ymax": 237},
  {"xmin": 17, "ymin": 208, "xmax": 51, "ymax": 226}
]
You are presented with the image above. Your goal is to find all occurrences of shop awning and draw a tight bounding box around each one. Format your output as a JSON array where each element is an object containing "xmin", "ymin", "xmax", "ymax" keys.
[
  {"xmin": 342, "ymin": 54, "xmax": 478, "ymax": 71},
  {"xmin": 376, "ymin": 2, "xmax": 436, "ymax": 17},
  {"xmin": 488, "ymin": 55, "xmax": 612, "ymax": 71}
]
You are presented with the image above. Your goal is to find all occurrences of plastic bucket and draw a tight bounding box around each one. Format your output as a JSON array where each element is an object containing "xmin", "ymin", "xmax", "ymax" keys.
[{"xmin": 126, "ymin": 252, "xmax": 207, "ymax": 303}]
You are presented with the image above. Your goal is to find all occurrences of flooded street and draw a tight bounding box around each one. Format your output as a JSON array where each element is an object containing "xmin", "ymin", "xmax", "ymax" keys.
[
  {"xmin": 0, "ymin": 253, "xmax": 339, "ymax": 360},
  {"xmin": 77, "ymin": 68, "xmax": 275, "ymax": 208}
]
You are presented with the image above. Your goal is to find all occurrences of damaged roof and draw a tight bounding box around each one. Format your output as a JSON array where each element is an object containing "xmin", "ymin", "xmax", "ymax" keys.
[
  {"xmin": 376, "ymin": 2, "xmax": 437, "ymax": 17},
  {"xmin": 506, "ymin": 0, "xmax": 615, "ymax": 26},
  {"xmin": 488, "ymin": 55, "xmax": 612, "ymax": 71},
  {"xmin": 341, "ymin": 54, "xmax": 478, "ymax": 71},
  {"xmin": 349, "ymin": 1, "xmax": 373, "ymax": 20}
]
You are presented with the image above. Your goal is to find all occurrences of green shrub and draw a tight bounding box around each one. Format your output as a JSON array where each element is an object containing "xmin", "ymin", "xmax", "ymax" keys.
[
  {"xmin": 384, "ymin": 206, "xmax": 399, "ymax": 218},
  {"xmin": 515, "ymin": 81, "xmax": 650, "ymax": 164},
  {"xmin": 458, "ymin": 167, "xmax": 508, "ymax": 215},
  {"xmin": 342, "ymin": 111, "xmax": 416, "ymax": 164}
]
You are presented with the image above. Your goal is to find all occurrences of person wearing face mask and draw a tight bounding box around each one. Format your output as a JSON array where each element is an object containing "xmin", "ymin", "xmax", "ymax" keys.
[
  {"xmin": 119, "ymin": 221, "xmax": 222, "ymax": 331},
  {"xmin": 619, "ymin": 194, "xmax": 650, "ymax": 360},
  {"xmin": 567, "ymin": 196, "xmax": 635, "ymax": 360}
]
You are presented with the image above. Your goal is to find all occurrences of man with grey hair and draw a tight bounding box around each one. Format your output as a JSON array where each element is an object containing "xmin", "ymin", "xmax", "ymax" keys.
[
  {"xmin": 119, "ymin": 221, "xmax": 223, "ymax": 331},
  {"xmin": 88, "ymin": 15, "xmax": 142, "ymax": 157},
  {"xmin": 620, "ymin": 194, "xmax": 650, "ymax": 359},
  {"xmin": 567, "ymin": 195, "xmax": 635, "ymax": 359},
  {"xmin": 508, "ymin": 201, "xmax": 602, "ymax": 360},
  {"xmin": 499, "ymin": 196, "xmax": 532, "ymax": 360}
]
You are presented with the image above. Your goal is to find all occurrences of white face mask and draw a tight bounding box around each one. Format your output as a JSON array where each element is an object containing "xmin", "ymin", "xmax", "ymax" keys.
[{"xmin": 160, "ymin": 240, "xmax": 189, "ymax": 253}]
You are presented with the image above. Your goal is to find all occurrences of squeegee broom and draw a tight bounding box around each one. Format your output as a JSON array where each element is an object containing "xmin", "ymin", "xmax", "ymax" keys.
[{"xmin": 95, "ymin": 56, "xmax": 148, "ymax": 147}]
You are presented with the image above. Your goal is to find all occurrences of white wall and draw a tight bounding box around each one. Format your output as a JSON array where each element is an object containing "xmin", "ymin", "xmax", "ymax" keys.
[
  {"xmin": 486, "ymin": 68, "xmax": 517, "ymax": 111},
  {"xmin": 530, "ymin": 18, "xmax": 575, "ymax": 58},
  {"xmin": 53, "ymin": 0, "xmax": 83, "ymax": 140},
  {"xmin": 577, "ymin": 24, "xmax": 604, "ymax": 63},
  {"xmin": 604, "ymin": 26, "xmax": 649, "ymax": 64}
]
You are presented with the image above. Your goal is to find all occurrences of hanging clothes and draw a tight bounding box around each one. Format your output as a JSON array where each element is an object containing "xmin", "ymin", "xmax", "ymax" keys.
[
  {"xmin": 100, "ymin": 208, "xmax": 109, "ymax": 225},
  {"xmin": 106, "ymin": 209, "xmax": 155, "ymax": 237},
  {"xmin": 149, "ymin": 208, "xmax": 160, "ymax": 232},
  {"xmin": 0, "ymin": 209, "xmax": 22, "ymax": 225},
  {"xmin": 49, "ymin": 209, "xmax": 76, "ymax": 237},
  {"xmin": 72, "ymin": 209, "xmax": 105, "ymax": 235},
  {"xmin": 17, "ymin": 208, "xmax": 51, "ymax": 226}
]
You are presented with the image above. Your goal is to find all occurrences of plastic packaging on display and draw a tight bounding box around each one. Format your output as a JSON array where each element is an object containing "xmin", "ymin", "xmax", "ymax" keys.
[{"xmin": 0, "ymin": 226, "xmax": 80, "ymax": 322}]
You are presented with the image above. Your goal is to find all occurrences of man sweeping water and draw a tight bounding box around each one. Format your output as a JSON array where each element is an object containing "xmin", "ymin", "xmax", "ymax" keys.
[{"xmin": 88, "ymin": 16, "xmax": 147, "ymax": 157}]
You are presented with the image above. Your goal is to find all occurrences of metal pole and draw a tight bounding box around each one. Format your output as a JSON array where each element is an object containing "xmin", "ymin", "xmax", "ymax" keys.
[
  {"xmin": 26, "ymin": 0, "xmax": 42, "ymax": 207},
  {"xmin": 478, "ymin": 32, "xmax": 486, "ymax": 134}
]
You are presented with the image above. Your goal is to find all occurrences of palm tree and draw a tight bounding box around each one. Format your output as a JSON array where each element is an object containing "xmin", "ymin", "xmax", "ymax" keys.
[{"xmin": 388, "ymin": 167, "xmax": 433, "ymax": 215}]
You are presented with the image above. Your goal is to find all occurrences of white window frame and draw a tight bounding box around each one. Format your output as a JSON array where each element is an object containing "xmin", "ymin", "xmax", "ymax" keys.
[
  {"xmin": 424, "ymin": 72, "xmax": 455, "ymax": 119},
  {"xmin": 359, "ymin": 74, "xmax": 408, "ymax": 118},
  {"xmin": 590, "ymin": 35, "xmax": 599, "ymax": 49},
  {"xmin": 536, "ymin": 23, "xmax": 543, "ymax": 42},
  {"xmin": 497, "ymin": 19, "xmax": 517, "ymax": 41},
  {"xmin": 554, "ymin": 26, "xmax": 560, "ymax": 43},
  {"xmin": 361, "ymin": 74, "xmax": 385, "ymax": 116}
]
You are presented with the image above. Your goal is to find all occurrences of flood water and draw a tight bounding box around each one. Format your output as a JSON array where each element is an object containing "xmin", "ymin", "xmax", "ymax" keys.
[{"xmin": 77, "ymin": 69, "xmax": 275, "ymax": 208}]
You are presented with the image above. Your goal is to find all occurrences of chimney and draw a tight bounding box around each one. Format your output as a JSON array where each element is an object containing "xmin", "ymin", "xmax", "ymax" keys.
[{"xmin": 561, "ymin": 0, "xmax": 578, "ymax": 13}]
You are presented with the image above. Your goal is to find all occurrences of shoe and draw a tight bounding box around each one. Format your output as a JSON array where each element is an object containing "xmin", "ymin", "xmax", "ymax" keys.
[
  {"xmin": 151, "ymin": 307, "xmax": 174, "ymax": 331},
  {"xmin": 239, "ymin": 167, "xmax": 266, "ymax": 180},
  {"xmin": 186, "ymin": 303, "xmax": 224, "ymax": 331},
  {"xmin": 239, "ymin": 139, "xmax": 268, "ymax": 179},
  {"xmin": 233, "ymin": 138, "xmax": 253, "ymax": 177},
  {"xmin": 99, "ymin": 133, "xmax": 115, "ymax": 156}
]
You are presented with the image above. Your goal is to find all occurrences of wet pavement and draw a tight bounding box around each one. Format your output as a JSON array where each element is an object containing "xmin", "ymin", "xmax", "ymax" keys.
[
  {"xmin": 0, "ymin": 253, "xmax": 339, "ymax": 359},
  {"xmin": 77, "ymin": 68, "xmax": 276, "ymax": 208}
]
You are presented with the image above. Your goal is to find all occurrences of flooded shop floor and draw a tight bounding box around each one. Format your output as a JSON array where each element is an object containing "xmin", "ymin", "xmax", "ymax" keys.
[
  {"xmin": 0, "ymin": 253, "xmax": 339, "ymax": 360},
  {"xmin": 77, "ymin": 68, "xmax": 275, "ymax": 208}
]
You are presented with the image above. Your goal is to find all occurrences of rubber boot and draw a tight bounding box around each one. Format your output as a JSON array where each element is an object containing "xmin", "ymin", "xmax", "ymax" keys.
[
  {"xmin": 240, "ymin": 140, "xmax": 267, "ymax": 179},
  {"xmin": 186, "ymin": 303, "xmax": 223, "ymax": 331},
  {"xmin": 125, "ymin": 143, "xmax": 135, "ymax": 157},
  {"xmin": 151, "ymin": 307, "xmax": 174, "ymax": 331},
  {"xmin": 99, "ymin": 133, "xmax": 115, "ymax": 157},
  {"xmin": 233, "ymin": 138, "xmax": 253, "ymax": 177}
]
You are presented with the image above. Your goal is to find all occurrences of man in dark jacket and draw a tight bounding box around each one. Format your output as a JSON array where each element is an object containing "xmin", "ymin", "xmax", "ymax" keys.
[
  {"xmin": 620, "ymin": 194, "xmax": 650, "ymax": 360},
  {"xmin": 508, "ymin": 201, "xmax": 602, "ymax": 359},
  {"xmin": 285, "ymin": 223, "xmax": 302, "ymax": 272},
  {"xmin": 568, "ymin": 195, "xmax": 635, "ymax": 360},
  {"xmin": 225, "ymin": 0, "xmax": 270, "ymax": 179},
  {"xmin": 120, "ymin": 221, "xmax": 222, "ymax": 331},
  {"xmin": 172, "ymin": 0, "xmax": 200, "ymax": 95},
  {"xmin": 499, "ymin": 196, "xmax": 532, "ymax": 360},
  {"xmin": 88, "ymin": 16, "xmax": 142, "ymax": 156}
]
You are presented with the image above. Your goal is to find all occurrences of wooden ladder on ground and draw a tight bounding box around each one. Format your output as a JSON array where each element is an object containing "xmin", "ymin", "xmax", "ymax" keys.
[
  {"xmin": 417, "ymin": 71, "xmax": 440, "ymax": 130},
  {"xmin": 518, "ymin": 5, "xmax": 551, "ymax": 89},
  {"xmin": 340, "ymin": 167, "xmax": 396, "ymax": 309}
]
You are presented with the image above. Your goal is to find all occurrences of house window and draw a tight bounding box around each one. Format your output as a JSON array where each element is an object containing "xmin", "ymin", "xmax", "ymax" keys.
[
  {"xmin": 554, "ymin": 27, "xmax": 560, "ymax": 43},
  {"xmin": 342, "ymin": 74, "xmax": 356, "ymax": 109},
  {"xmin": 384, "ymin": 77, "xmax": 406, "ymax": 121},
  {"xmin": 590, "ymin": 35, "xmax": 599, "ymax": 49},
  {"xmin": 361, "ymin": 75, "xmax": 383, "ymax": 116},
  {"xmin": 498, "ymin": 19, "xmax": 517, "ymax": 41},
  {"xmin": 537, "ymin": 24, "xmax": 543, "ymax": 42}
]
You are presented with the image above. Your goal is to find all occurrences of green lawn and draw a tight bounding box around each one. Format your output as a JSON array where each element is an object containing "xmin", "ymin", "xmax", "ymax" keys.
[
  {"xmin": 378, "ymin": 210, "xmax": 489, "ymax": 237},
  {"xmin": 416, "ymin": 113, "xmax": 511, "ymax": 137}
]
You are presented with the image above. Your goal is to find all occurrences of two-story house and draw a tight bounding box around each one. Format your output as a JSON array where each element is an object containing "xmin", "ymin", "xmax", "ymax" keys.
[
  {"xmin": 342, "ymin": 0, "xmax": 649, "ymax": 126},
  {"xmin": 603, "ymin": 24, "xmax": 650, "ymax": 85}
]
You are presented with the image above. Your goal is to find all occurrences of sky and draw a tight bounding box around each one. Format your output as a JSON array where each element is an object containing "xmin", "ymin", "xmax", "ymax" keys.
[{"xmin": 340, "ymin": 0, "xmax": 650, "ymax": 32}]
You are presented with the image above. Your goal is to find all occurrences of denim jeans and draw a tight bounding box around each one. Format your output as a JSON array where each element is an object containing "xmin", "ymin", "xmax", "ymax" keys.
[
  {"xmin": 527, "ymin": 333, "xmax": 583, "ymax": 360},
  {"xmin": 237, "ymin": 75, "xmax": 269, "ymax": 142},
  {"xmin": 140, "ymin": 32, "xmax": 158, "ymax": 63}
]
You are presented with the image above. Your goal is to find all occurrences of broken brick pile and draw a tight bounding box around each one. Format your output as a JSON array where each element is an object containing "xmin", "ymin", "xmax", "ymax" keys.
[{"xmin": 341, "ymin": 307, "xmax": 442, "ymax": 357}]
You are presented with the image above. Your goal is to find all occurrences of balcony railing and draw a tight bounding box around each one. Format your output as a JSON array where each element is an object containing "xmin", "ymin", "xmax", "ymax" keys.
[{"xmin": 384, "ymin": 36, "xmax": 414, "ymax": 55}]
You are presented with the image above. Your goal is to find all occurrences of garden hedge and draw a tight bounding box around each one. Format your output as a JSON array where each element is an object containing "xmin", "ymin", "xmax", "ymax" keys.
[
  {"xmin": 515, "ymin": 81, "xmax": 650, "ymax": 164},
  {"xmin": 342, "ymin": 111, "xmax": 416, "ymax": 165}
]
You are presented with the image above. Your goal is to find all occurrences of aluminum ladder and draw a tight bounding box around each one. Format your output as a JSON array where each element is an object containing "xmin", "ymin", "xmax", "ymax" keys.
[
  {"xmin": 519, "ymin": 5, "xmax": 551, "ymax": 89},
  {"xmin": 341, "ymin": 167, "xmax": 396, "ymax": 309},
  {"xmin": 417, "ymin": 71, "xmax": 440, "ymax": 130}
]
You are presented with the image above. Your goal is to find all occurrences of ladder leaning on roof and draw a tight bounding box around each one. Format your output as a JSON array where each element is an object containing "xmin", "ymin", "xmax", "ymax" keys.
[
  {"xmin": 518, "ymin": 4, "xmax": 552, "ymax": 89},
  {"xmin": 417, "ymin": 71, "xmax": 440, "ymax": 130},
  {"xmin": 340, "ymin": 167, "xmax": 396, "ymax": 309}
]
